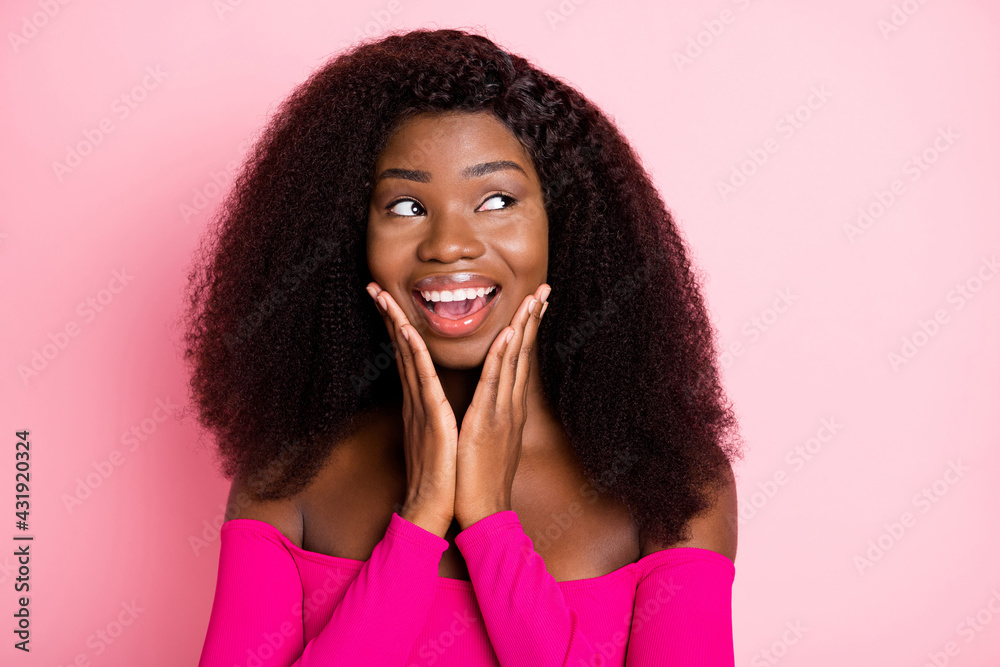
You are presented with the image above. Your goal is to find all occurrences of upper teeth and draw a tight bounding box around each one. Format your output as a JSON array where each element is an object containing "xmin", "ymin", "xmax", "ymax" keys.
[{"xmin": 420, "ymin": 285, "xmax": 496, "ymax": 302}]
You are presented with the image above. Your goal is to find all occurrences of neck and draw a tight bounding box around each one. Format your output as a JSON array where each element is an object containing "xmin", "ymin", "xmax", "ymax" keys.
[
  {"xmin": 376, "ymin": 346, "xmax": 562, "ymax": 458},
  {"xmin": 436, "ymin": 365, "xmax": 482, "ymax": 424},
  {"xmin": 438, "ymin": 346, "xmax": 559, "ymax": 454}
]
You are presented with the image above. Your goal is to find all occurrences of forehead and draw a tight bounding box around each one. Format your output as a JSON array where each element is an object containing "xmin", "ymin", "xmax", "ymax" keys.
[{"xmin": 376, "ymin": 111, "xmax": 531, "ymax": 168}]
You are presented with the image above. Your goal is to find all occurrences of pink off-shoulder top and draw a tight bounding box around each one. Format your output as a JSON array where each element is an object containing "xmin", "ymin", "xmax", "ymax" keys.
[{"xmin": 197, "ymin": 510, "xmax": 735, "ymax": 666}]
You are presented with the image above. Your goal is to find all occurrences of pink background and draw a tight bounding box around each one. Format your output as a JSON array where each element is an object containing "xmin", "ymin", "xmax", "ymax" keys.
[{"xmin": 2, "ymin": 1, "xmax": 999, "ymax": 664}]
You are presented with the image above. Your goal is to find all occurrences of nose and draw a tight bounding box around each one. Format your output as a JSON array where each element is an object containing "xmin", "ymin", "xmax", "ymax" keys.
[{"xmin": 416, "ymin": 207, "xmax": 486, "ymax": 263}]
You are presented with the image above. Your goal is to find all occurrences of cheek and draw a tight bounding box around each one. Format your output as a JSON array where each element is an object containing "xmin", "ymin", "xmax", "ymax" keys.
[
  {"xmin": 493, "ymin": 224, "xmax": 548, "ymax": 279},
  {"xmin": 535, "ymin": 231, "xmax": 549, "ymax": 270},
  {"xmin": 525, "ymin": 226, "xmax": 549, "ymax": 278},
  {"xmin": 366, "ymin": 225, "xmax": 397, "ymax": 281}
]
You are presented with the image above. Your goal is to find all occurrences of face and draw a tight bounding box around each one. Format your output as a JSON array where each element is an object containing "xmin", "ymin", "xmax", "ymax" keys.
[{"xmin": 367, "ymin": 110, "xmax": 549, "ymax": 369}]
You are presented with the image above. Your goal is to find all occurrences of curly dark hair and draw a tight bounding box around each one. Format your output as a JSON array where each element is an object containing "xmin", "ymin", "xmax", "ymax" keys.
[{"xmin": 179, "ymin": 27, "xmax": 744, "ymax": 549}]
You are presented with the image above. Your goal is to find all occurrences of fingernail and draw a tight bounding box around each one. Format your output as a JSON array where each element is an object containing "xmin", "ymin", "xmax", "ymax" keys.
[
  {"xmin": 401, "ymin": 325, "xmax": 409, "ymax": 341},
  {"xmin": 529, "ymin": 298, "xmax": 538, "ymax": 316},
  {"xmin": 505, "ymin": 329, "xmax": 514, "ymax": 343},
  {"xmin": 377, "ymin": 295, "xmax": 387, "ymax": 311},
  {"xmin": 541, "ymin": 286, "xmax": 551, "ymax": 303},
  {"xmin": 539, "ymin": 301, "xmax": 549, "ymax": 318}
]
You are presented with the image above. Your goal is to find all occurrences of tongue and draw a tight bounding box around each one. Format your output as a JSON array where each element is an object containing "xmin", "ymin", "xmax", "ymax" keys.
[{"xmin": 436, "ymin": 295, "xmax": 486, "ymax": 320}]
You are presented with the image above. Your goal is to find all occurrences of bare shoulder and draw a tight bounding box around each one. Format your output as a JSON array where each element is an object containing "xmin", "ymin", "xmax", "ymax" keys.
[
  {"xmin": 217, "ymin": 404, "xmax": 392, "ymax": 553},
  {"xmin": 640, "ymin": 461, "xmax": 738, "ymax": 565},
  {"xmin": 222, "ymin": 474, "xmax": 305, "ymax": 549}
]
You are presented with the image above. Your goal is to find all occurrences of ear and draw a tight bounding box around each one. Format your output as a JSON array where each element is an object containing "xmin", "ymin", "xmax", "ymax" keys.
[{"xmin": 640, "ymin": 461, "xmax": 738, "ymax": 565}]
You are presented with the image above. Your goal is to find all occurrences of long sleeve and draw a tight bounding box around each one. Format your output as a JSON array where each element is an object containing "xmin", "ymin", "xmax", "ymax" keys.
[
  {"xmin": 453, "ymin": 510, "xmax": 606, "ymax": 666},
  {"xmin": 454, "ymin": 510, "xmax": 736, "ymax": 667},
  {"xmin": 198, "ymin": 512, "xmax": 450, "ymax": 666},
  {"xmin": 624, "ymin": 547, "xmax": 735, "ymax": 666}
]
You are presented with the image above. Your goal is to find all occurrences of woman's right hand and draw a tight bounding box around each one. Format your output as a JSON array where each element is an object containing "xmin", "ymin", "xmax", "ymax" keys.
[{"xmin": 366, "ymin": 281, "xmax": 458, "ymax": 538}]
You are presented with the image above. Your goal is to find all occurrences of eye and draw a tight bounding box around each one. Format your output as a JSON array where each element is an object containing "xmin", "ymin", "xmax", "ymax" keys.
[
  {"xmin": 477, "ymin": 193, "xmax": 517, "ymax": 212},
  {"xmin": 385, "ymin": 193, "xmax": 517, "ymax": 217},
  {"xmin": 387, "ymin": 198, "xmax": 425, "ymax": 217}
]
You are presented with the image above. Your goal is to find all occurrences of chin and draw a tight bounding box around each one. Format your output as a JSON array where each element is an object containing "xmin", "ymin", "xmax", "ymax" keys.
[{"xmin": 424, "ymin": 336, "xmax": 494, "ymax": 370}]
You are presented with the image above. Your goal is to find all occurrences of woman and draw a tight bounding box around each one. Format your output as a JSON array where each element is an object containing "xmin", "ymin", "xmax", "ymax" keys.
[{"xmin": 188, "ymin": 27, "xmax": 744, "ymax": 666}]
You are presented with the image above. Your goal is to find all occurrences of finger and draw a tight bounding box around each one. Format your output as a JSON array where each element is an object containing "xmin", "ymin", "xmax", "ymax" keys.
[
  {"xmin": 366, "ymin": 283, "xmax": 408, "ymax": 407},
  {"xmin": 374, "ymin": 286, "xmax": 424, "ymax": 421},
  {"xmin": 512, "ymin": 284, "xmax": 549, "ymax": 403},
  {"xmin": 368, "ymin": 281, "xmax": 405, "ymax": 362},
  {"xmin": 469, "ymin": 322, "xmax": 515, "ymax": 413},
  {"xmin": 367, "ymin": 283, "xmax": 417, "ymax": 418},
  {"xmin": 378, "ymin": 290, "xmax": 457, "ymax": 456},
  {"xmin": 398, "ymin": 317, "xmax": 455, "ymax": 435},
  {"xmin": 496, "ymin": 291, "xmax": 537, "ymax": 414}
]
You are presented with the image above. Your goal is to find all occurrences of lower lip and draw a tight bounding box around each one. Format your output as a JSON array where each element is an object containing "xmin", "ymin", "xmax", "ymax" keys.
[{"xmin": 412, "ymin": 288, "xmax": 501, "ymax": 338}]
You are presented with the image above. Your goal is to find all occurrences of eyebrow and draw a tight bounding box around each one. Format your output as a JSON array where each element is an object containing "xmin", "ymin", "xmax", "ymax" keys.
[{"xmin": 375, "ymin": 160, "xmax": 527, "ymax": 183}]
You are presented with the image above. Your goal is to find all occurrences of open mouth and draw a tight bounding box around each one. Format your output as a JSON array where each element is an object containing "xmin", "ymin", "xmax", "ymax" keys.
[{"xmin": 414, "ymin": 285, "xmax": 499, "ymax": 320}]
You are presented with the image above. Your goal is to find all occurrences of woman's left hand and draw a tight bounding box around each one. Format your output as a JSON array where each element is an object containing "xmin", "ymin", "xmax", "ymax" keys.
[{"xmin": 454, "ymin": 283, "xmax": 551, "ymax": 530}]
